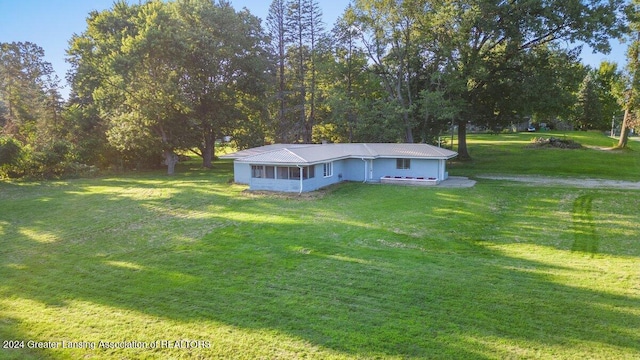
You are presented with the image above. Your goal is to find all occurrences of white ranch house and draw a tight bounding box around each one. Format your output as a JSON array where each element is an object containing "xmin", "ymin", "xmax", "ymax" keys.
[{"xmin": 221, "ymin": 143, "xmax": 458, "ymax": 193}]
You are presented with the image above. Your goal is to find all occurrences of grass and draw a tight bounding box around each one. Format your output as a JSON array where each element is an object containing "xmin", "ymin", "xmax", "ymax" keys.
[
  {"xmin": 0, "ymin": 132, "xmax": 639, "ymax": 359},
  {"xmin": 449, "ymin": 130, "xmax": 640, "ymax": 180}
]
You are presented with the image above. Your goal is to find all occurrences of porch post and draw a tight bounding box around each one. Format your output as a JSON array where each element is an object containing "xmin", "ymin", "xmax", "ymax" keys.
[{"xmin": 297, "ymin": 165, "xmax": 304, "ymax": 194}]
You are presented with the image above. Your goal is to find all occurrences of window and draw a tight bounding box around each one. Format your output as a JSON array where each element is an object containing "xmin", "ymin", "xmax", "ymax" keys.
[
  {"xmin": 267, "ymin": 166, "xmax": 314, "ymax": 180},
  {"xmin": 396, "ymin": 158, "xmax": 411, "ymax": 170},
  {"xmin": 303, "ymin": 166, "xmax": 315, "ymax": 179},
  {"xmin": 265, "ymin": 166, "xmax": 275, "ymax": 179},
  {"xmin": 323, "ymin": 162, "xmax": 333, "ymax": 177},
  {"xmin": 251, "ymin": 165, "xmax": 275, "ymax": 178},
  {"xmin": 289, "ymin": 167, "xmax": 301, "ymax": 180},
  {"xmin": 251, "ymin": 165, "xmax": 263, "ymax": 178},
  {"xmin": 277, "ymin": 167, "xmax": 289, "ymax": 179}
]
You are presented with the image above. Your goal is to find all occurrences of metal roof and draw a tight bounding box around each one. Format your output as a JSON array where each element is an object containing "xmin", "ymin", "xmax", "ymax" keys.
[
  {"xmin": 221, "ymin": 143, "xmax": 458, "ymax": 165},
  {"xmin": 219, "ymin": 144, "xmax": 311, "ymax": 159}
]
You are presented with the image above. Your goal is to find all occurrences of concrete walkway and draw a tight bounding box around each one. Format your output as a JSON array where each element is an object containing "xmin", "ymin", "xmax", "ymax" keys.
[{"xmin": 438, "ymin": 176, "xmax": 477, "ymax": 188}]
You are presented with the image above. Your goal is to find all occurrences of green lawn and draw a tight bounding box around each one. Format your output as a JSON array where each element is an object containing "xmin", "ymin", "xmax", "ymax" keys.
[
  {"xmin": 449, "ymin": 130, "xmax": 640, "ymax": 180},
  {"xmin": 1, "ymin": 132, "xmax": 639, "ymax": 359}
]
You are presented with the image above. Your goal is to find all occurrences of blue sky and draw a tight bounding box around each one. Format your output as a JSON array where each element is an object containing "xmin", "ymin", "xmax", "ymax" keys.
[{"xmin": 0, "ymin": 0, "xmax": 628, "ymax": 99}]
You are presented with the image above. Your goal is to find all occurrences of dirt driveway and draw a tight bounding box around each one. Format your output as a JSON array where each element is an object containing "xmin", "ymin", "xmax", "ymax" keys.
[{"xmin": 477, "ymin": 175, "xmax": 640, "ymax": 190}]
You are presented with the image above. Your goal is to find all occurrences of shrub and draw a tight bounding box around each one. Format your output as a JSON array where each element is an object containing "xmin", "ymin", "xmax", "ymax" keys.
[{"xmin": 0, "ymin": 137, "xmax": 22, "ymax": 166}]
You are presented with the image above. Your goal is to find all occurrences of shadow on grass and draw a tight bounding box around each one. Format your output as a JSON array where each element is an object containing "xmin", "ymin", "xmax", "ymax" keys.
[
  {"xmin": 1, "ymin": 173, "xmax": 639, "ymax": 358},
  {"xmin": 571, "ymin": 194, "xmax": 599, "ymax": 254}
]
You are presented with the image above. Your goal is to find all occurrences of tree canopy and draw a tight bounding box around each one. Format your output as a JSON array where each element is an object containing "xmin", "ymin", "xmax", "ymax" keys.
[{"xmin": 67, "ymin": 0, "xmax": 269, "ymax": 174}]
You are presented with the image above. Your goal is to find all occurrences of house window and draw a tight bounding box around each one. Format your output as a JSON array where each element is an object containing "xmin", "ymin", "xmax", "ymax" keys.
[
  {"xmin": 323, "ymin": 162, "xmax": 333, "ymax": 177},
  {"xmin": 251, "ymin": 165, "xmax": 275, "ymax": 178},
  {"xmin": 277, "ymin": 167, "xmax": 289, "ymax": 179},
  {"xmin": 251, "ymin": 165, "xmax": 263, "ymax": 178},
  {"xmin": 303, "ymin": 166, "xmax": 315, "ymax": 179},
  {"xmin": 396, "ymin": 158, "xmax": 411, "ymax": 170},
  {"xmin": 264, "ymin": 166, "xmax": 275, "ymax": 178},
  {"xmin": 270, "ymin": 166, "xmax": 314, "ymax": 180},
  {"xmin": 289, "ymin": 167, "xmax": 301, "ymax": 180}
]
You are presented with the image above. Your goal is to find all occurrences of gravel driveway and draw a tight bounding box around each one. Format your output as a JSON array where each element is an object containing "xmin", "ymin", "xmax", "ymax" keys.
[{"xmin": 477, "ymin": 175, "xmax": 640, "ymax": 190}]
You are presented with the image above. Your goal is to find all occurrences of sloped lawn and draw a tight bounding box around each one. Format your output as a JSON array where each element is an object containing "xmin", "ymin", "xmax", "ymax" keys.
[{"xmin": 1, "ymin": 133, "xmax": 639, "ymax": 359}]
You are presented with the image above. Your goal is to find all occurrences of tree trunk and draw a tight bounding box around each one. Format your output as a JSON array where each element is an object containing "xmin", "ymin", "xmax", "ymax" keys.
[
  {"xmin": 268, "ymin": 0, "xmax": 288, "ymax": 142},
  {"xmin": 159, "ymin": 125, "xmax": 178, "ymax": 175},
  {"xmin": 164, "ymin": 150, "xmax": 178, "ymax": 175},
  {"xmin": 404, "ymin": 110, "xmax": 414, "ymax": 143},
  {"xmin": 202, "ymin": 123, "xmax": 214, "ymax": 168},
  {"xmin": 398, "ymin": 81, "xmax": 413, "ymax": 143},
  {"xmin": 617, "ymin": 107, "xmax": 631, "ymax": 148},
  {"xmin": 278, "ymin": 58, "xmax": 286, "ymax": 142},
  {"xmin": 457, "ymin": 119, "xmax": 471, "ymax": 160}
]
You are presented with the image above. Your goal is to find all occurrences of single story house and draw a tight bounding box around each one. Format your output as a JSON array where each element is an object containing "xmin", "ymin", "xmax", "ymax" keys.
[{"xmin": 221, "ymin": 143, "xmax": 458, "ymax": 193}]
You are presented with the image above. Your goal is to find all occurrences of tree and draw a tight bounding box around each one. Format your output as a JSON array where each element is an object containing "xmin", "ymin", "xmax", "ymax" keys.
[
  {"xmin": 267, "ymin": 0, "xmax": 290, "ymax": 142},
  {"xmin": 0, "ymin": 42, "xmax": 72, "ymax": 178},
  {"xmin": 573, "ymin": 73, "xmax": 604, "ymax": 130},
  {"xmin": 72, "ymin": 1, "xmax": 194, "ymax": 174},
  {"xmin": 351, "ymin": 0, "xmax": 428, "ymax": 143},
  {"xmin": 592, "ymin": 61, "xmax": 624, "ymax": 133},
  {"xmin": 525, "ymin": 47, "xmax": 585, "ymax": 124},
  {"xmin": 285, "ymin": 0, "xmax": 325, "ymax": 143},
  {"xmin": 68, "ymin": 0, "xmax": 270, "ymax": 172},
  {"xmin": 0, "ymin": 42, "xmax": 63, "ymax": 146},
  {"xmin": 175, "ymin": 0, "xmax": 270, "ymax": 167},
  {"xmin": 316, "ymin": 4, "xmax": 371, "ymax": 143},
  {"xmin": 416, "ymin": 84, "xmax": 462, "ymax": 145},
  {"xmin": 67, "ymin": 1, "xmax": 159, "ymax": 171},
  {"xmin": 423, "ymin": 0, "xmax": 625, "ymax": 159},
  {"xmin": 111, "ymin": 1, "xmax": 190, "ymax": 175},
  {"xmin": 0, "ymin": 136, "xmax": 21, "ymax": 171},
  {"xmin": 617, "ymin": 1, "xmax": 640, "ymax": 148}
]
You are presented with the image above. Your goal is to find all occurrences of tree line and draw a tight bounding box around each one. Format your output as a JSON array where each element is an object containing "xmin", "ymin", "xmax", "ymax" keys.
[{"xmin": 1, "ymin": 0, "xmax": 638, "ymax": 178}]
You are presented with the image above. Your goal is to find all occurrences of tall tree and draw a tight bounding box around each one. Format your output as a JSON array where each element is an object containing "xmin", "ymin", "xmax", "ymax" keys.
[
  {"xmin": 423, "ymin": 0, "xmax": 625, "ymax": 159},
  {"xmin": 175, "ymin": 0, "xmax": 270, "ymax": 167},
  {"xmin": 285, "ymin": 0, "xmax": 325, "ymax": 143},
  {"xmin": 617, "ymin": 1, "xmax": 640, "ymax": 148},
  {"xmin": 352, "ymin": 0, "xmax": 426, "ymax": 143},
  {"xmin": 267, "ymin": 0, "xmax": 291, "ymax": 142},
  {"xmin": 324, "ymin": 4, "xmax": 370, "ymax": 142},
  {"xmin": 592, "ymin": 61, "xmax": 624, "ymax": 133},
  {"xmin": 68, "ymin": 0, "xmax": 270, "ymax": 172},
  {"xmin": 67, "ymin": 1, "xmax": 151, "ymax": 170},
  {"xmin": 0, "ymin": 42, "xmax": 62, "ymax": 146},
  {"xmin": 573, "ymin": 73, "xmax": 604, "ymax": 130},
  {"xmin": 305, "ymin": 0, "xmax": 324, "ymax": 144},
  {"xmin": 69, "ymin": 1, "xmax": 190, "ymax": 174},
  {"xmin": 525, "ymin": 46, "xmax": 585, "ymax": 124}
]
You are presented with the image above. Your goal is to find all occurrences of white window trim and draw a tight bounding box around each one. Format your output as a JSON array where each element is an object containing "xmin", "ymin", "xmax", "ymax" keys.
[
  {"xmin": 323, "ymin": 162, "xmax": 333, "ymax": 178},
  {"xmin": 396, "ymin": 158, "xmax": 411, "ymax": 170}
]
